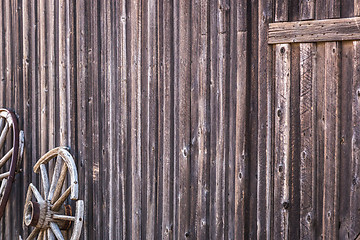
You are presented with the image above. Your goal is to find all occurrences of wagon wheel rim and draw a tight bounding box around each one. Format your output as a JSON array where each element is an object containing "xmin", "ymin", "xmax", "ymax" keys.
[
  {"xmin": 0, "ymin": 108, "xmax": 24, "ymax": 218},
  {"xmin": 23, "ymin": 147, "xmax": 83, "ymax": 240}
]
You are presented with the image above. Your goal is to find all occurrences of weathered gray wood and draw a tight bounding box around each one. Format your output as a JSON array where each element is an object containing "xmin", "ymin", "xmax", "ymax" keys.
[
  {"xmin": 0, "ymin": 148, "xmax": 13, "ymax": 168},
  {"xmin": 6, "ymin": 1, "xmax": 360, "ymax": 239},
  {"xmin": 128, "ymin": 0, "xmax": 142, "ymax": 238},
  {"xmin": 39, "ymin": 0, "xmax": 48, "ymax": 156},
  {"xmin": 258, "ymin": 0, "xmax": 273, "ymax": 239},
  {"xmin": 235, "ymin": 31, "xmax": 248, "ymax": 240},
  {"xmin": 39, "ymin": 164, "xmax": 49, "ymax": 198},
  {"xmin": 299, "ymin": 42, "xmax": 317, "ymax": 240},
  {"xmin": 117, "ymin": 0, "xmax": 128, "ymax": 238},
  {"xmin": 299, "ymin": 2, "xmax": 316, "ymax": 239},
  {"xmin": 322, "ymin": 41, "xmax": 341, "ymax": 239},
  {"xmin": 274, "ymin": 43, "xmax": 291, "ymax": 240},
  {"xmin": 190, "ymin": 1, "xmax": 199, "ymax": 238},
  {"xmin": 145, "ymin": 0, "xmax": 158, "ymax": 238},
  {"xmin": 269, "ymin": 17, "xmax": 360, "ymax": 44},
  {"xmin": 194, "ymin": 0, "xmax": 209, "ymax": 239},
  {"xmin": 338, "ymin": 40, "xmax": 354, "ymax": 239},
  {"xmin": 209, "ymin": 1, "xmax": 218, "ymax": 238},
  {"xmin": 177, "ymin": 1, "xmax": 191, "ymax": 238},
  {"xmin": 349, "ymin": 36, "xmax": 360, "ymax": 239}
]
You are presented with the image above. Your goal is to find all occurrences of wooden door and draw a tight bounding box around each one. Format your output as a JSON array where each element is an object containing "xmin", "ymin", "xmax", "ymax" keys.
[{"xmin": 267, "ymin": 5, "xmax": 360, "ymax": 240}]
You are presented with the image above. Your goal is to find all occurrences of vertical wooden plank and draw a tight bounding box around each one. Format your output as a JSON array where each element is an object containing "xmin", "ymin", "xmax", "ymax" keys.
[
  {"xmin": 145, "ymin": 0, "xmax": 158, "ymax": 238},
  {"xmin": 195, "ymin": 0, "xmax": 210, "ymax": 239},
  {"xmin": 21, "ymin": 0, "xmax": 32, "ymax": 237},
  {"xmin": 299, "ymin": 1, "xmax": 316, "ymax": 239},
  {"xmin": 258, "ymin": 0, "xmax": 273, "ymax": 239},
  {"xmin": 157, "ymin": 0, "xmax": 165, "ymax": 238},
  {"xmin": 173, "ymin": 1, "xmax": 180, "ymax": 238},
  {"xmin": 234, "ymin": 1, "xmax": 248, "ymax": 239},
  {"xmin": 214, "ymin": 0, "xmax": 230, "ymax": 239},
  {"xmin": 274, "ymin": 43, "xmax": 291, "ymax": 240},
  {"xmin": 76, "ymin": 0, "xmax": 92, "ymax": 238},
  {"xmin": 110, "ymin": 1, "xmax": 123, "ymax": 239},
  {"xmin": 299, "ymin": 42, "xmax": 317, "ymax": 239},
  {"xmin": 274, "ymin": 0, "xmax": 290, "ymax": 239},
  {"xmin": 48, "ymin": 0, "xmax": 55, "ymax": 150},
  {"xmin": 338, "ymin": 40, "xmax": 354, "ymax": 239},
  {"xmin": 93, "ymin": 0, "xmax": 102, "ymax": 238},
  {"xmin": 3, "ymin": 0, "xmax": 12, "ymax": 236},
  {"xmin": 227, "ymin": 0, "xmax": 236, "ymax": 238},
  {"xmin": 347, "ymin": 3, "xmax": 360, "ymax": 239},
  {"xmin": 322, "ymin": 41, "xmax": 341, "ymax": 239},
  {"xmin": 275, "ymin": 0, "xmax": 288, "ymax": 22},
  {"xmin": 190, "ymin": 0, "xmax": 199, "ymax": 238},
  {"xmin": 119, "ymin": 0, "xmax": 129, "ymax": 238},
  {"xmin": 247, "ymin": 0, "xmax": 259, "ymax": 238},
  {"xmin": 325, "ymin": 0, "xmax": 340, "ymax": 18},
  {"xmin": 68, "ymin": 0, "xmax": 77, "ymax": 157},
  {"xmin": 177, "ymin": 0, "xmax": 191, "ymax": 238},
  {"xmin": 59, "ymin": 0, "xmax": 67, "ymax": 146},
  {"xmin": 339, "ymin": 2, "xmax": 354, "ymax": 239},
  {"xmin": 300, "ymin": 0, "xmax": 315, "ymax": 20},
  {"xmin": 8, "ymin": 0, "xmax": 22, "ymax": 237},
  {"xmin": 209, "ymin": 0, "xmax": 218, "ymax": 238},
  {"xmin": 128, "ymin": 0, "xmax": 142, "ymax": 238},
  {"xmin": 159, "ymin": 0, "xmax": 175, "ymax": 238},
  {"xmin": 349, "ymin": 25, "xmax": 360, "ymax": 240},
  {"xmin": 0, "ymin": 0, "xmax": 4, "ymax": 107},
  {"xmin": 235, "ymin": 31, "xmax": 248, "ymax": 240},
  {"xmin": 39, "ymin": 0, "xmax": 48, "ymax": 156},
  {"xmin": 320, "ymin": 1, "xmax": 340, "ymax": 238},
  {"xmin": 140, "ymin": 1, "xmax": 149, "ymax": 237},
  {"xmin": 289, "ymin": 43, "xmax": 301, "ymax": 240}
]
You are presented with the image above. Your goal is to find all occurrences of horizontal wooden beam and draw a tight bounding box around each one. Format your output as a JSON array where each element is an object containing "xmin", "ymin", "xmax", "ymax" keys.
[{"xmin": 268, "ymin": 17, "xmax": 360, "ymax": 44}]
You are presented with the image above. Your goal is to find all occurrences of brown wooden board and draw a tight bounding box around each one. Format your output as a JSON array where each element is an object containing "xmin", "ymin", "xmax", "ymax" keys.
[
  {"xmin": 1, "ymin": 0, "xmax": 360, "ymax": 239},
  {"xmin": 269, "ymin": 17, "xmax": 360, "ymax": 44}
]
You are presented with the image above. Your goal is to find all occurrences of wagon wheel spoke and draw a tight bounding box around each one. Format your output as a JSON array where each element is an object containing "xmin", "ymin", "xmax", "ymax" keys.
[
  {"xmin": 29, "ymin": 183, "xmax": 44, "ymax": 203},
  {"xmin": 0, "ymin": 148, "xmax": 13, "ymax": 168},
  {"xmin": 47, "ymin": 228, "xmax": 55, "ymax": 240},
  {"xmin": 50, "ymin": 222, "xmax": 64, "ymax": 240},
  {"xmin": 0, "ymin": 109, "xmax": 24, "ymax": 218},
  {"xmin": 53, "ymin": 213, "xmax": 75, "ymax": 222},
  {"xmin": 0, "ymin": 121, "xmax": 9, "ymax": 150},
  {"xmin": 24, "ymin": 147, "xmax": 83, "ymax": 240},
  {"xmin": 51, "ymin": 186, "xmax": 71, "ymax": 211},
  {"xmin": 37, "ymin": 230, "xmax": 44, "ymax": 240},
  {"xmin": 0, "ymin": 179, "xmax": 6, "ymax": 198},
  {"xmin": 26, "ymin": 227, "xmax": 40, "ymax": 240},
  {"xmin": 0, "ymin": 171, "xmax": 10, "ymax": 180},
  {"xmin": 48, "ymin": 156, "xmax": 63, "ymax": 201},
  {"xmin": 0, "ymin": 118, "xmax": 4, "ymax": 130},
  {"xmin": 50, "ymin": 161, "xmax": 67, "ymax": 204},
  {"xmin": 39, "ymin": 164, "xmax": 49, "ymax": 198}
]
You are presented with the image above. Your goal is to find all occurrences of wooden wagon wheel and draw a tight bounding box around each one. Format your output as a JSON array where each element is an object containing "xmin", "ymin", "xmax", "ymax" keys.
[
  {"xmin": 0, "ymin": 108, "xmax": 24, "ymax": 218},
  {"xmin": 23, "ymin": 147, "xmax": 83, "ymax": 240}
]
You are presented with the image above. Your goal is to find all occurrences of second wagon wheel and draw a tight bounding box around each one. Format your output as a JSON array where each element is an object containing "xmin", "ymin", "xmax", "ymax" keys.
[
  {"xmin": 0, "ymin": 108, "xmax": 24, "ymax": 218},
  {"xmin": 23, "ymin": 147, "xmax": 84, "ymax": 240}
]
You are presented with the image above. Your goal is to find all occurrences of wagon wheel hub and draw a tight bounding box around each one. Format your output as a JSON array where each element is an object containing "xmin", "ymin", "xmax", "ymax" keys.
[
  {"xmin": 23, "ymin": 147, "xmax": 84, "ymax": 240},
  {"xmin": 24, "ymin": 201, "xmax": 73, "ymax": 230}
]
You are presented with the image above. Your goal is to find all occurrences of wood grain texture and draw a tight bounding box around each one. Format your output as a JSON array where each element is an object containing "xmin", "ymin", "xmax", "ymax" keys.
[
  {"xmin": 269, "ymin": 17, "xmax": 360, "ymax": 44},
  {"xmin": 258, "ymin": 0, "xmax": 273, "ymax": 239},
  {"xmin": 3, "ymin": 1, "xmax": 360, "ymax": 239},
  {"xmin": 274, "ymin": 43, "xmax": 291, "ymax": 240}
]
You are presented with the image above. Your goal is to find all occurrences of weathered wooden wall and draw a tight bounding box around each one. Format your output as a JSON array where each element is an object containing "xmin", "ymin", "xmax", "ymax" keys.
[{"xmin": 0, "ymin": 0, "xmax": 360, "ymax": 239}]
